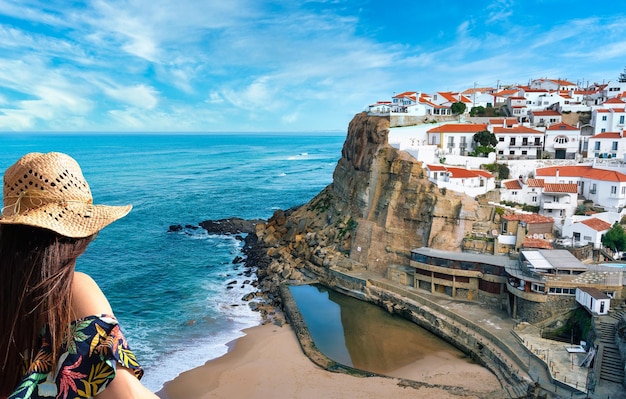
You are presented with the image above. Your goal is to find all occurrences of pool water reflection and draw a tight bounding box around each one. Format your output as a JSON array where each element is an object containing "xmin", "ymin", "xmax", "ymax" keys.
[{"xmin": 289, "ymin": 284, "xmax": 474, "ymax": 375}]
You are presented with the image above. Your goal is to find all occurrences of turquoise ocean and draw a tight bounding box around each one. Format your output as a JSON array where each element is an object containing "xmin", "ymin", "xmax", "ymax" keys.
[{"xmin": 0, "ymin": 133, "xmax": 345, "ymax": 391}]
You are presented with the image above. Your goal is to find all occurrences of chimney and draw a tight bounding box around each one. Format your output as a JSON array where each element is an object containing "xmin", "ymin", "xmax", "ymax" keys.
[{"xmin": 556, "ymin": 168, "xmax": 560, "ymax": 179}]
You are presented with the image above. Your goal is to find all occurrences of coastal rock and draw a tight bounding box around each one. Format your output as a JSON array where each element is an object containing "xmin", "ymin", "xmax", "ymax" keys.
[
  {"xmin": 241, "ymin": 112, "xmax": 497, "ymax": 306},
  {"xmin": 199, "ymin": 217, "xmax": 264, "ymax": 235}
]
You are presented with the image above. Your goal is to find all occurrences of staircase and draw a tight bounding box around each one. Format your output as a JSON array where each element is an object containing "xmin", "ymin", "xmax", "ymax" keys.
[{"xmin": 595, "ymin": 306, "xmax": 626, "ymax": 384}]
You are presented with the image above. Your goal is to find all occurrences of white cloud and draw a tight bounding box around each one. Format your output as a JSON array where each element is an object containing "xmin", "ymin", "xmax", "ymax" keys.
[{"xmin": 104, "ymin": 84, "xmax": 159, "ymax": 110}]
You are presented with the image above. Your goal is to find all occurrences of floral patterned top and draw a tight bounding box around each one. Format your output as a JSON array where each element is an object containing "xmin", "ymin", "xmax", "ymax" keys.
[{"xmin": 9, "ymin": 315, "xmax": 143, "ymax": 399}]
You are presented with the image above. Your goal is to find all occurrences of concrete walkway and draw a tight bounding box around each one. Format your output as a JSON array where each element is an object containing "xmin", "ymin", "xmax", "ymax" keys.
[{"xmin": 337, "ymin": 268, "xmax": 625, "ymax": 399}]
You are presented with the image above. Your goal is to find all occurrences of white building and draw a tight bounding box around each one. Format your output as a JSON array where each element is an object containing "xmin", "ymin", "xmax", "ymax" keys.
[
  {"xmin": 576, "ymin": 287, "xmax": 610, "ymax": 315},
  {"xmin": 501, "ymin": 178, "xmax": 577, "ymax": 225},
  {"xmin": 562, "ymin": 216, "xmax": 612, "ymax": 248},
  {"xmin": 494, "ymin": 125, "xmax": 544, "ymax": 160},
  {"xmin": 426, "ymin": 123, "xmax": 488, "ymax": 156},
  {"xmin": 544, "ymin": 122, "xmax": 580, "ymax": 159},
  {"xmin": 536, "ymin": 165, "xmax": 626, "ymax": 211},
  {"xmin": 604, "ymin": 81, "xmax": 626, "ymax": 99},
  {"xmin": 590, "ymin": 105, "xmax": 626, "ymax": 135},
  {"xmin": 587, "ymin": 132, "xmax": 626, "ymax": 159},
  {"xmin": 505, "ymin": 96, "xmax": 528, "ymax": 119},
  {"xmin": 519, "ymin": 88, "xmax": 550, "ymax": 110},
  {"xmin": 529, "ymin": 110, "xmax": 562, "ymax": 127},
  {"xmin": 530, "ymin": 79, "xmax": 578, "ymax": 92},
  {"xmin": 425, "ymin": 164, "xmax": 495, "ymax": 196}
]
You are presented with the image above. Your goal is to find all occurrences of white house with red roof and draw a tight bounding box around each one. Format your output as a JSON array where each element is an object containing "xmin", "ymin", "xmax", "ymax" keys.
[
  {"xmin": 586, "ymin": 132, "xmax": 626, "ymax": 159},
  {"xmin": 430, "ymin": 91, "xmax": 472, "ymax": 112},
  {"xmin": 590, "ymin": 103, "xmax": 626, "ymax": 135},
  {"xmin": 392, "ymin": 91, "xmax": 417, "ymax": 106},
  {"xmin": 425, "ymin": 164, "xmax": 495, "ymax": 196},
  {"xmin": 426, "ymin": 123, "xmax": 488, "ymax": 156},
  {"xmin": 536, "ymin": 165, "xmax": 626, "ymax": 211},
  {"xmin": 544, "ymin": 122, "xmax": 581, "ymax": 159},
  {"xmin": 505, "ymin": 96, "xmax": 528, "ymax": 119},
  {"xmin": 530, "ymin": 78, "xmax": 578, "ymax": 92},
  {"xmin": 529, "ymin": 110, "xmax": 562, "ymax": 127},
  {"xmin": 519, "ymin": 88, "xmax": 550, "ymax": 110},
  {"xmin": 493, "ymin": 125, "xmax": 544, "ymax": 160},
  {"xmin": 604, "ymin": 81, "xmax": 626, "ymax": 99},
  {"xmin": 562, "ymin": 216, "xmax": 613, "ymax": 248},
  {"xmin": 500, "ymin": 177, "xmax": 578, "ymax": 225},
  {"xmin": 368, "ymin": 101, "xmax": 392, "ymax": 114}
]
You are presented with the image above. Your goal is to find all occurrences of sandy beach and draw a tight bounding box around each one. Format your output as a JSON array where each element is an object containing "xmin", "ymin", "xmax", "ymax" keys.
[{"xmin": 158, "ymin": 323, "xmax": 506, "ymax": 399}]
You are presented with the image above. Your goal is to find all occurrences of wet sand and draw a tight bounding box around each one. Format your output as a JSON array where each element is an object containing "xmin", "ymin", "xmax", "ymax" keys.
[{"xmin": 159, "ymin": 323, "xmax": 505, "ymax": 399}]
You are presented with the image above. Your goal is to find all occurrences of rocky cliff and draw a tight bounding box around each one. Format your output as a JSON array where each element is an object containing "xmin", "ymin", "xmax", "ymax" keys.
[{"xmin": 250, "ymin": 112, "xmax": 494, "ymax": 295}]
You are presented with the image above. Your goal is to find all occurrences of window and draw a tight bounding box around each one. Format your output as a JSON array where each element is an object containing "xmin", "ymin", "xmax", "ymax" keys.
[
  {"xmin": 595, "ymin": 142, "xmax": 601, "ymax": 150},
  {"xmin": 498, "ymin": 137, "xmax": 504, "ymax": 142},
  {"xmin": 555, "ymin": 136, "xmax": 568, "ymax": 144},
  {"xmin": 531, "ymin": 283, "xmax": 545, "ymax": 293},
  {"xmin": 601, "ymin": 128, "xmax": 606, "ymax": 133},
  {"xmin": 532, "ymin": 196, "xmax": 537, "ymax": 202},
  {"xmin": 621, "ymin": 115, "xmax": 625, "ymax": 124},
  {"xmin": 613, "ymin": 142, "xmax": 619, "ymax": 151},
  {"xmin": 512, "ymin": 191, "xmax": 518, "ymax": 196},
  {"xmin": 622, "ymin": 186, "xmax": 626, "ymax": 195},
  {"xmin": 498, "ymin": 150, "xmax": 504, "ymax": 155},
  {"xmin": 602, "ymin": 115, "xmax": 608, "ymax": 121},
  {"xmin": 509, "ymin": 150, "xmax": 515, "ymax": 155},
  {"xmin": 612, "ymin": 186, "xmax": 617, "ymax": 194},
  {"xmin": 522, "ymin": 150, "xmax": 528, "ymax": 155},
  {"xmin": 510, "ymin": 138, "xmax": 516, "ymax": 145}
]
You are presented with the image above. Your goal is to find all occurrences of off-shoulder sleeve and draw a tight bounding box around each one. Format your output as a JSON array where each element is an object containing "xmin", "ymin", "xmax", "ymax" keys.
[{"xmin": 9, "ymin": 314, "xmax": 144, "ymax": 399}]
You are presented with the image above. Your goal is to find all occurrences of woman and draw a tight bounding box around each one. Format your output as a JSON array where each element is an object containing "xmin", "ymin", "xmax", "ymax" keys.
[{"xmin": 0, "ymin": 152, "xmax": 158, "ymax": 398}]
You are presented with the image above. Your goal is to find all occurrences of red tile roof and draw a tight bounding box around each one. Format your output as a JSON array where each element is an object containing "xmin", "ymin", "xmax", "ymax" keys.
[
  {"xmin": 502, "ymin": 213, "xmax": 554, "ymax": 224},
  {"xmin": 426, "ymin": 164, "xmax": 446, "ymax": 171},
  {"xmin": 531, "ymin": 110, "xmax": 561, "ymax": 116},
  {"xmin": 536, "ymin": 165, "xmax": 626, "ymax": 182},
  {"xmin": 393, "ymin": 91, "xmax": 417, "ymax": 98},
  {"xmin": 604, "ymin": 97, "xmax": 626, "ymax": 104},
  {"xmin": 526, "ymin": 179, "xmax": 545, "ymax": 187},
  {"xmin": 427, "ymin": 124, "xmax": 488, "ymax": 133},
  {"xmin": 522, "ymin": 238, "xmax": 553, "ymax": 249},
  {"xmin": 546, "ymin": 123, "xmax": 578, "ymax": 131},
  {"xmin": 496, "ymin": 89, "xmax": 519, "ymax": 96},
  {"xmin": 592, "ymin": 132, "xmax": 622, "ymax": 139},
  {"xmin": 543, "ymin": 183, "xmax": 578, "ymax": 193},
  {"xmin": 493, "ymin": 126, "xmax": 544, "ymax": 134},
  {"xmin": 580, "ymin": 218, "xmax": 611, "ymax": 232},
  {"xmin": 426, "ymin": 165, "xmax": 493, "ymax": 179},
  {"xmin": 503, "ymin": 180, "xmax": 522, "ymax": 189}
]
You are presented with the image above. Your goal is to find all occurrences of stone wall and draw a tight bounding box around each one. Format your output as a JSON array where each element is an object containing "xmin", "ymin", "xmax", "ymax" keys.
[{"xmin": 517, "ymin": 295, "xmax": 578, "ymax": 323}]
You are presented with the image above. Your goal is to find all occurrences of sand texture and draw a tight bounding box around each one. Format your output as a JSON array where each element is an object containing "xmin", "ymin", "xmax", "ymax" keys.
[{"xmin": 160, "ymin": 324, "xmax": 506, "ymax": 399}]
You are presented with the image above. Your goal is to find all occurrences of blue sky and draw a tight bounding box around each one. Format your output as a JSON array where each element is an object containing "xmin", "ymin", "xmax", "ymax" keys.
[{"xmin": 1, "ymin": 0, "xmax": 625, "ymax": 132}]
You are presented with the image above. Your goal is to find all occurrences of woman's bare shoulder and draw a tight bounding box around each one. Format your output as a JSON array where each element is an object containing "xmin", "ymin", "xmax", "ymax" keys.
[{"xmin": 72, "ymin": 272, "xmax": 114, "ymax": 319}]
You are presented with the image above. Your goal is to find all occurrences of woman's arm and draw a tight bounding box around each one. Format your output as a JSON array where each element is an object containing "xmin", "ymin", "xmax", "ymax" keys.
[{"xmin": 72, "ymin": 272, "xmax": 159, "ymax": 399}]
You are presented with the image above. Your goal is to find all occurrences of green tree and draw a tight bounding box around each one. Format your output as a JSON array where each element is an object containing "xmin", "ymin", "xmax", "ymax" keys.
[
  {"xmin": 473, "ymin": 130, "xmax": 498, "ymax": 147},
  {"xmin": 451, "ymin": 102, "xmax": 467, "ymax": 115},
  {"xmin": 602, "ymin": 223, "xmax": 626, "ymax": 252},
  {"xmin": 470, "ymin": 106, "xmax": 486, "ymax": 116},
  {"xmin": 619, "ymin": 66, "xmax": 626, "ymax": 83}
]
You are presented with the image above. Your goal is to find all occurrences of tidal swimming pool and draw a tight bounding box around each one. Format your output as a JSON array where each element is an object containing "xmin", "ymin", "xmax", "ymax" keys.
[{"xmin": 289, "ymin": 284, "xmax": 478, "ymax": 377}]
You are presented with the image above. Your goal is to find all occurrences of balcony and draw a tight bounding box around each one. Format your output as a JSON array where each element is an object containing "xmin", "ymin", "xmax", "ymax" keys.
[{"xmin": 542, "ymin": 201, "xmax": 570, "ymax": 210}]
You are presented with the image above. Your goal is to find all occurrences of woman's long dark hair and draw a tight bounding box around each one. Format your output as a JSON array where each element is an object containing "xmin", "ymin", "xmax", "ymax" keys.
[{"xmin": 0, "ymin": 224, "xmax": 95, "ymax": 395}]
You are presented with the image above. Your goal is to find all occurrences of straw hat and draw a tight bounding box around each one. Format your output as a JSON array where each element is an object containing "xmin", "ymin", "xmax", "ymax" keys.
[{"xmin": 0, "ymin": 152, "xmax": 132, "ymax": 238}]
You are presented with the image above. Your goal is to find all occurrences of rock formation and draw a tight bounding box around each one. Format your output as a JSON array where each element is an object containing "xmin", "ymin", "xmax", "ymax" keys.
[{"xmin": 249, "ymin": 112, "xmax": 492, "ymax": 296}]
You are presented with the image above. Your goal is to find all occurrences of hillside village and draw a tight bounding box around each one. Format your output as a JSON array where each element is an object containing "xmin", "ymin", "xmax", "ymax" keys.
[
  {"xmin": 368, "ymin": 77, "xmax": 626, "ymax": 259},
  {"xmin": 352, "ymin": 78, "xmax": 626, "ymax": 396}
]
